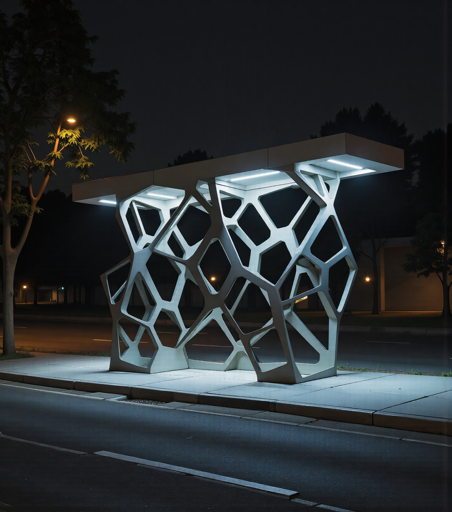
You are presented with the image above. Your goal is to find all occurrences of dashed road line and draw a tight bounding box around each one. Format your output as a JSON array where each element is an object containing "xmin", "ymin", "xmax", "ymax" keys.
[
  {"xmin": 0, "ymin": 432, "xmax": 359, "ymax": 510},
  {"xmin": 366, "ymin": 341, "xmax": 409, "ymax": 344},
  {"xmin": 95, "ymin": 450, "xmax": 299, "ymax": 497},
  {"xmin": 0, "ymin": 433, "xmax": 86, "ymax": 455}
]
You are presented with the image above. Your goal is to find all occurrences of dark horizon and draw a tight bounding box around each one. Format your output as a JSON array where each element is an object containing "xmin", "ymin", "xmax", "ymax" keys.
[{"xmin": 2, "ymin": 0, "xmax": 450, "ymax": 194}]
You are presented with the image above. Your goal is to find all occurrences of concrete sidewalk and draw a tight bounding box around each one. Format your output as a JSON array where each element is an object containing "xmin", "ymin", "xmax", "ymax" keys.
[{"xmin": 1, "ymin": 353, "xmax": 452, "ymax": 436}]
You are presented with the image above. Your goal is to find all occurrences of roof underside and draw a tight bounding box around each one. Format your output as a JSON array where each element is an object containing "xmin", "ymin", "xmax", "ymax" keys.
[{"xmin": 72, "ymin": 132, "xmax": 404, "ymax": 207}]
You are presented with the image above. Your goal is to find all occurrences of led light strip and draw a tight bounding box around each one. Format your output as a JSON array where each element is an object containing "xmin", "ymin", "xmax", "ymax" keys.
[
  {"xmin": 147, "ymin": 192, "xmax": 177, "ymax": 199},
  {"xmin": 350, "ymin": 169, "xmax": 376, "ymax": 176},
  {"xmin": 230, "ymin": 171, "xmax": 280, "ymax": 182},
  {"xmin": 99, "ymin": 199, "xmax": 117, "ymax": 205},
  {"xmin": 327, "ymin": 159, "xmax": 363, "ymax": 170}
]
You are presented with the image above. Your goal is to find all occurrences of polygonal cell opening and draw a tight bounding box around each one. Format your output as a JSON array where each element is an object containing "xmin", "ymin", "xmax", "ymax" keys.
[
  {"xmin": 294, "ymin": 271, "xmax": 316, "ymax": 303},
  {"xmin": 250, "ymin": 329, "xmax": 287, "ymax": 367},
  {"xmin": 293, "ymin": 201, "xmax": 320, "ymax": 246},
  {"xmin": 184, "ymin": 320, "xmax": 234, "ymax": 363},
  {"xmin": 118, "ymin": 319, "xmax": 133, "ymax": 357},
  {"xmin": 177, "ymin": 204, "xmax": 211, "ymax": 246},
  {"xmin": 156, "ymin": 311, "xmax": 181, "ymax": 348},
  {"xmin": 232, "ymin": 283, "xmax": 273, "ymax": 334},
  {"xmin": 136, "ymin": 206, "xmax": 161, "ymax": 236},
  {"xmin": 288, "ymin": 323, "xmax": 320, "ymax": 364},
  {"xmin": 146, "ymin": 253, "xmax": 180, "ymax": 302},
  {"xmin": 221, "ymin": 198, "xmax": 242, "ymax": 218},
  {"xmin": 196, "ymin": 182, "xmax": 211, "ymax": 206},
  {"xmin": 329, "ymin": 257, "xmax": 352, "ymax": 310},
  {"xmin": 168, "ymin": 233, "xmax": 184, "ymax": 258},
  {"xmin": 280, "ymin": 266, "xmax": 296, "ymax": 301},
  {"xmin": 126, "ymin": 280, "xmax": 156, "ymax": 321},
  {"xmin": 228, "ymin": 229, "xmax": 251, "ymax": 267},
  {"xmin": 311, "ymin": 216, "xmax": 343, "ymax": 262},
  {"xmin": 118, "ymin": 319, "xmax": 139, "ymax": 344},
  {"xmin": 199, "ymin": 240, "xmax": 231, "ymax": 291},
  {"xmin": 259, "ymin": 242, "xmax": 291, "ymax": 284},
  {"xmin": 119, "ymin": 338, "xmax": 128, "ymax": 357},
  {"xmin": 298, "ymin": 294, "xmax": 329, "ymax": 349},
  {"xmin": 225, "ymin": 276, "xmax": 247, "ymax": 310},
  {"xmin": 138, "ymin": 328, "xmax": 157, "ymax": 359},
  {"xmin": 178, "ymin": 280, "xmax": 205, "ymax": 328},
  {"xmin": 279, "ymin": 266, "xmax": 316, "ymax": 303},
  {"xmin": 107, "ymin": 262, "xmax": 131, "ymax": 304},
  {"xmin": 260, "ymin": 187, "xmax": 308, "ymax": 228},
  {"xmin": 238, "ymin": 204, "xmax": 270, "ymax": 246},
  {"xmin": 118, "ymin": 321, "xmax": 156, "ymax": 360},
  {"xmin": 125, "ymin": 206, "xmax": 140, "ymax": 243}
]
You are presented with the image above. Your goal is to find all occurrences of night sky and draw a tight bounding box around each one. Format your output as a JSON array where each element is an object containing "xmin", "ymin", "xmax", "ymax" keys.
[{"xmin": 4, "ymin": 0, "xmax": 452, "ymax": 194}]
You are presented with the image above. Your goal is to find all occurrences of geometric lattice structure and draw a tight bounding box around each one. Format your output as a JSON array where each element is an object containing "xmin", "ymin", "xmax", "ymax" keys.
[{"xmin": 73, "ymin": 133, "xmax": 404, "ymax": 384}]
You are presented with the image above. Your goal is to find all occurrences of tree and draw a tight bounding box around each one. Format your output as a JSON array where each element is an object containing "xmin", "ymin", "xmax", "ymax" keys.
[
  {"xmin": 0, "ymin": 0, "xmax": 136, "ymax": 354},
  {"xmin": 319, "ymin": 103, "xmax": 415, "ymax": 314},
  {"xmin": 168, "ymin": 148, "xmax": 212, "ymax": 167},
  {"xmin": 404, "ymin": 125, "xmax": 452, "ymax": 318}
]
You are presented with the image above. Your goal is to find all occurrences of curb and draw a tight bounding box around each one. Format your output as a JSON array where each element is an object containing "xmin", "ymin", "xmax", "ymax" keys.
[
  {"xmin": 1, "ymin": 372, "xmax": 451, "ymax": 437},
  {"xmin": 4, "ymin": 314, "xmax": 451, "ymax": 335}
]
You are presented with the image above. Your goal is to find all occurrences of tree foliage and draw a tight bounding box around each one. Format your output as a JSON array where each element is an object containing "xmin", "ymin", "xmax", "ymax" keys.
[
  {"xmin": 0, "ymin": 0, "xmax": 136, "ymax": 354},
  {"xmin": 168, "ymin": 148, "xmax": 212, "ymax": 167},
  {"xmin": 404, "ymin": 125, "xmax": 452, "ymax": 317}
]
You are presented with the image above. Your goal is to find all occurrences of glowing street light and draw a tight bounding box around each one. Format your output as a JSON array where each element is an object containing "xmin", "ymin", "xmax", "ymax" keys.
[
  {"xmin": 210, "ymin": 277, "xmax": 216, "ymax": 282},
  {"xmin": 67, "ymin": 117, "xmax": 76, "ymax": 124},
  {"xmin": 365, "ymin": 277, "xmax": 371, "ymax": 282}
]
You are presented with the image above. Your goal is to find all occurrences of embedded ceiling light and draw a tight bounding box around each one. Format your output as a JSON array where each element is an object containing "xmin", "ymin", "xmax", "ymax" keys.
[
  {"xmin": 99, "ymin": 199, "xmax": 117, "ymax": 205},
  {"xmin": 147, "ymin": 192, "xmax": 176, "ymax": 199},
  {"xmin": 327, "ymin": 159, "xmax": 363, "ymax": 170},
  {"xmin": 230, "ymin": 171, "xmax": 280, "ymax": 182},
  {"xmin": 351, "ymin": 169, "xmax": 377, "ymax": 176}
]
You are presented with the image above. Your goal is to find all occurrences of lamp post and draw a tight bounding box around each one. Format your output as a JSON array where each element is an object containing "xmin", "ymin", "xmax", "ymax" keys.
[{"xmin": 22, "ymin": 285, "xmax": 27, "ymax": 303}]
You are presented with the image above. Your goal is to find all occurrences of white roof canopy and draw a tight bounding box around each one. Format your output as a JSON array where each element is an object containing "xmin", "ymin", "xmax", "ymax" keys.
[{"xmin": 72, "ymin": 132, "xmax": 404, "ymax": 207}]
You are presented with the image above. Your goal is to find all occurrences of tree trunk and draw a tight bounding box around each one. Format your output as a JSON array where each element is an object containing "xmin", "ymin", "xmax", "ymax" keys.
[
  {"xmin": 443, "ymin": 282, "xmax": 452, "ymax": 318},
  {"xmin": 371, "ymin": 240, "xmax": 379, "ymax": 315},
  {"xmin": 441, "ymin": 241, "xmax": 452, "ymax": 318},
  {"xmin": 2, "ymin": 250, "xmax": 18, "ymax": 355}
]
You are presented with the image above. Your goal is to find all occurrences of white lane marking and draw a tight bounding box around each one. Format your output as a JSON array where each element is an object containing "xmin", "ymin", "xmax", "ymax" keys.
[
  {"xmin": 0, "ymin": 434, "xmax": 86, "ymax": 455},
  {"xmin": 95, "ymin": 450, "xmax": 299, "ymax": 497},
  {"xmin": 192, "ymin": 344, "xmax": 232, "ymax": 348},
  {"xmin": 316, "ymin": 505, "xmax": 357, "ymax": 512},
  {"xmin": 157, "ymin": 331, "xmax": 207, "ymax": 335},
  {"xmin": 192, "ymin": 344, "xmax": 260, "ymax": 349},
  {"xmin": 366, "ymin": 341, "xmax": 409, "ymax": 344}
]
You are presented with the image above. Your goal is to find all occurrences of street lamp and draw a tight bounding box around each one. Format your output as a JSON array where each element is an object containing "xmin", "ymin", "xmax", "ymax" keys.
[
  {"xmin": 67, "ymin": 117, "xmax": 76, "ymax": 124},
  {"xmin": 23, "ymin": 285, "xmax": 27, "ymax": 303}
]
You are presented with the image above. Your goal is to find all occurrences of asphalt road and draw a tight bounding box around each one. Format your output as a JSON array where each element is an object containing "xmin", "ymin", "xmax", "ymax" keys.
[
  {"xmin": 1, "ymin": 383, "xmax": 451, "ymax": 511},
  {"xmin": 3, "ymin": 320, "xmax": 451, "ymax": 374}
]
